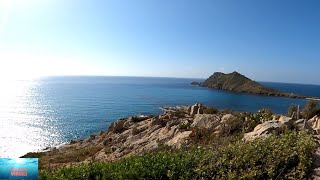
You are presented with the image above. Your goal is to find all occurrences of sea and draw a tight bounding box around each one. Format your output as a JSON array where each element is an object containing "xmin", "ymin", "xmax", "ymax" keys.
[{"xmin": 0, "ymin": 76, "xmax": 320, "ymax": 158}]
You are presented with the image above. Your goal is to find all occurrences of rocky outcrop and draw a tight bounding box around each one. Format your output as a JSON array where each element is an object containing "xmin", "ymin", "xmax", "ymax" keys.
[
  {"xmin": 243, "ymin": 120, "xmax": 285, "ymax": 141},
  {"xmin": 308, "ymin": 116, "xmax": 320, "ymax": 134},
  {"xmin": 24, "ymin": 104, "xmax": 318, "ymax": 169},
  {"xmin": 278, "ymin": 116, "xmax": 295, "ymax": 129},
  {"xmin": 192, "ymin": 71, "xmax": 311, "ymax": 99},
  {"xmin": 220, "ymin": 114, "xmax": 243, "ymax": 132},
  {"xmin": 166, "ymin": 131, "xmax": 193, "ymax": 148},
  {"xmin": 191, "ymin": 114, "xmax": 220, "ymax": 129},
  {"xmin": 244, "ymin": 116, "xmax": 314, "ymax": 141},
  {"xmin": 188, "ymin": 103, "xmax": 205, "ymax": 116},
  {"xmin": 27, "ymin": 103, "xmax": 241, "ymax": 167}
]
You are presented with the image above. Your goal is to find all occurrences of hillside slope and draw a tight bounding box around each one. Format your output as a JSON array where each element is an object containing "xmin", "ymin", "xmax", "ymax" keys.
[{"xmin": 192, "ymin": 71, "xmax": 305, "ymax": 98}]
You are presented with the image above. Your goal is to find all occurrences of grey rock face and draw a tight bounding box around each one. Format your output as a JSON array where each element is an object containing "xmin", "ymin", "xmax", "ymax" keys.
[
  {"xmin": 191, "ymin": 114, "xmax": 220, "ymax": 129},
  {"xmin": 244, "ymin": 120, "xmax": 285, "ymax": 141},
  {"xmin": 278, "ymin": 115, "xmax": 295, "ymax": 129}
]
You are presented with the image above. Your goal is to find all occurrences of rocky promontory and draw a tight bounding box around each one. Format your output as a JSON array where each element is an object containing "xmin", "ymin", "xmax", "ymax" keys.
[
  {"xmin": 24, "ymin": 103, "xmax": 320, "ymax": 174},
  {"xmin": 24, "ymin": 104, "xmax": 244, "ymax": 167},
  {"xmin": 192, "ymin": 71, "xmax": 312, "ymax": 99}
]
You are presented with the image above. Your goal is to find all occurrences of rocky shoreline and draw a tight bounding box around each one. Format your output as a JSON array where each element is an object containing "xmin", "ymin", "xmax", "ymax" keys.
[{"xmin": 23, "ymin": 103, "xmax": 320, "ymax": 177}]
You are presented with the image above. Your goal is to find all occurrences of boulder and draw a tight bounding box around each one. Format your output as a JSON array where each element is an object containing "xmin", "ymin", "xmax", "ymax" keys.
[
  {"xmin": 158, "ymin": 126, "xmax": 177, "ymax": 141},
  {"xmin": 308, "ymin": 116, "xmax": 320, "ymax": 129},
  {"xmin": 187, "ymin": 106, "xmax": 192, "ymax": 114},
  {"xmin": 219, "ymin": 114, "xmax": 243, "ymax": 134},
  {"xmin": 166, "ymin": 131, "xmax": 192, "ymax": 148},
  {"xmin": 272, "ymin": 115, "xmax": 280, "ymax": 120},
  {"xmin": 190, "ymin": 105, "xmax": 199, "ymax": 116},
  {"xmin": 191, "ymin": 114, "xmax": 220, "ymax": 129},
  {"xmin": 308, "ymin": 116, "xmax": 320, "ymax": 134},
  {"xmin": 294, "ymin": 119, "xmax": 312, "ymax": 131},
  {"xmin": 190, "ymin": 103, "xmax": 204, "ymax": 116},
  {"xmin": 278, "ymin": 116, "xmax": 295, "ymax": 129},
  {"xmin": 243, "ymin": 120, "xmax": 285, "ymax": 141},
  {"xmin": 221, "ymin": 114, "xmax": 240, "ymax": 125},
  {"xmin": 197, "ymin": 105, "xmax": 204, "ymax": 114}
]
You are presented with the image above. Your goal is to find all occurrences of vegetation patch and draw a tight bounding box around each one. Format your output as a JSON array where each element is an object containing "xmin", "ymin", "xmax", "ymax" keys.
[
  {"xmin": 302, "ymin": 100, "xmax": 320, "ymax": 119},
  {"xmin": 39, "ymin": 131, "xmax": 316, "ymax": 180},
  {"xmin": 203, "ymin": 107, "xmax": 218, "ymax": 114}
]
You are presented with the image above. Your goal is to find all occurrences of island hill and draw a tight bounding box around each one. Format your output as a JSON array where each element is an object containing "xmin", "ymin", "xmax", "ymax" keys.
[{"xmin": 192, "ymin": 71, "xmax": 312, "ymax": 99}]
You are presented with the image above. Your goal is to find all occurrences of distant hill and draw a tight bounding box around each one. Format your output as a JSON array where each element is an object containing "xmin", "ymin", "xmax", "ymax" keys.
[{"xmin": 192, "ymin": 71, "xmax": 307, "ymax": 99}]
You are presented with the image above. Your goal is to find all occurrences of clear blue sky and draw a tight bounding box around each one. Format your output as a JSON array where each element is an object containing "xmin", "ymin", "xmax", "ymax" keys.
[{"xmin": 0, "ymin": 0, "xmax": 319, "ymax": 84}]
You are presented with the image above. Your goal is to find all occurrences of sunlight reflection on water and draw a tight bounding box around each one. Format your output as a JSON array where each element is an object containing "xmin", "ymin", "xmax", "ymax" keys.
[
  {"xmin": 0, "ymin": 80, "xmax": 62, "ymax": 158},
  {"xmin": 0, "ymin": 77, "xmax": 317, "ymax": 158}
]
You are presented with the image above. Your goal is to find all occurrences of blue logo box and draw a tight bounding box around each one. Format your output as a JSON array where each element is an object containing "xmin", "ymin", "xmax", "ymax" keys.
[{"xmin": 0, "ymin": 158, "xmax": 38, "ymax": 180}]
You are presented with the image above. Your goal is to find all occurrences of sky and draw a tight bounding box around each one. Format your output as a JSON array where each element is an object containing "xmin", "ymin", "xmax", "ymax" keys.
[{"xmin": 0, "ymin": 0, "xmax": 319, "ymax": 84}]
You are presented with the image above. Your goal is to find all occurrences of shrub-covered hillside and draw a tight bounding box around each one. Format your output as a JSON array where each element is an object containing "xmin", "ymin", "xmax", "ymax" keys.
[{"xmin": 40, "ymin": 131, "xmax": 316, "ymax": 180}]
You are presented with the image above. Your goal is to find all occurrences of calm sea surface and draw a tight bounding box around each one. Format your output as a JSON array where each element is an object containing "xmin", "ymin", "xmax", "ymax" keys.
[{"xmin": 0, "ymin": 76, "xmax": 319, "ymax": 157}]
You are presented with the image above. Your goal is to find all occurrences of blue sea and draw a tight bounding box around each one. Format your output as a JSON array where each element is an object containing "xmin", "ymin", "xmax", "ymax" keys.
[{"xmin": 0, "ymin": 76, "xmax": 320, "ymax": 158}]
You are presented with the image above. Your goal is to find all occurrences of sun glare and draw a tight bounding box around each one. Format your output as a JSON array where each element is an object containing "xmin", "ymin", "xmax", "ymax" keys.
[
  {"xmin": 0, "ymin": 0, "xmax": 13, "ymax": 33},
  {"xmin": 0, "ymin": 0, "xmax": 12, "ymax": 8},
  {"xmin": 15, "ymin": 158, "xmax": 24, "ymax": 163},
  {"xmin": 0, "ymin": 0, "xmax": 42, "ymax": 33}
]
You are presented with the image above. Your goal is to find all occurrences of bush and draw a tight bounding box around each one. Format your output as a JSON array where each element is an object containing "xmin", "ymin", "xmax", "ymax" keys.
[
  {"xmin": 302, "ymin": 100, "xmax": 319, "ymax": 119},
  {"xmin": 288, "ymin": 104, "xmax": 298, "ymax": 117},
  {"xmin": 197, "ymin": 131, "xmax": 316, "ymax": 179},
  {"xmin": 130, "ymin": 116, "xmax": 151, "ymax": 123},
  {"xmin": 179, "ymin": 122, "xmax": 191, "ymax": 130},
  {"xmin": 221, "ymin": 108, "xmax": 233, "ymax": 114},
  {"xmin": 256, "ymin": 108, "xmax": 273, "ymax": 122},
  {"xmin": 235, "ymin": 112, "xmax": 260, "ymax": 133},
  {"xmin": 203, "ymin": 107, "xmax": 218, "ymax": 114},
  {"xmin": 315, "ymin": 106, "xmax": 320, "ymax": 116},
  {"xmin": 171, "ymin": 111, "xmax": 187, "ymax": 118},
  {"xmin": 236, "ymin": 109, "xmax": 273, "ymax": 133},
  {"xmin": 39, "ymin": 131, "xmax": 316, "ymax": 180},
  {"xmin": 189, "ymin": 127, "xmax": 213, "ymax": 144}
]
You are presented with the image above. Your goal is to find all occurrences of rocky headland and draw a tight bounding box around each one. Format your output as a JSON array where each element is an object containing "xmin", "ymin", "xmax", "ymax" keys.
[
  {"xmin": 192, "ymin": 71, "xmax": 319, "ymax": 100},
  {"xmin": 25, "ymin": 104, "xmax": 242, "ymax": 167},
  {"xmin": 24, "ymin": 103, "xmax": 320, "ymax": 178}
]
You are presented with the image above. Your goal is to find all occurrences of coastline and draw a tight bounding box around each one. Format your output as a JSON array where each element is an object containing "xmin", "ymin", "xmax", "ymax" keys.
[
  {"xmin": 192, "ymin": 83, "xmax": 319, "ymax": 100},
  {"xmin": 23, "ymin": 103, "xmax": 319, "ymax": 168},
  {"xmin": 24, "ymin": 102, "xmax": 320, "ymax": 179},
  {"xmin": 307, "ymin": 97, "xmax": 320, "ymax": 101}
]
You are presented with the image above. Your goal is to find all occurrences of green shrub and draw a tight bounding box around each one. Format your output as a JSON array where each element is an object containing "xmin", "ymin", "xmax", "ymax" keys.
[
  {"xmin": 168, "ymin": 111, "xmax": 187, "ymax": 118},
  {"xmin": 203, "ymin": 107, "xmax": 218, "ymax": 114},
  {"xmin": 315, "ymin": 106, "xmax": 320, "ymax": 116},
  {"xmin": 39, "ymin": 131, "xmax": 316, "ymax": 180},
  {"xmin": 237, "ymin": 109, "xmax": 272, "ymax": 133},
  {"xmin": 302, "ymin": 100, "xmax": 319, "ymax": 119},
  {"xmin": 130, "ymin": 116, "xmax": 151, "ymax": 123},
  {"xmin": 221, "ymin": 108, "xmax": 233, "ymax": 114},
  {"xmin": 131, "ymin": 127, "xmax": 139, "ymax": 135},
  {"xmin": 256, "ymin": 108, "xmax": 273, "ymax": 122},
  {"xmin": 179, "ymin": 122, "xmax": 191, "ymax": 130},
  {"xmin": 189, "ymin": 127, "xmax": 213, "ymax": 144},
  {"xmin": 197, "ymin": 131, "xmax": 316, "ymax": 179},
  {"xmin": 235, "ymin": 112, "xmax": 259, "ymax": 133},
  {"xmin": 288, "ymin": 104, "xmax": 298, "ymax": 117}
]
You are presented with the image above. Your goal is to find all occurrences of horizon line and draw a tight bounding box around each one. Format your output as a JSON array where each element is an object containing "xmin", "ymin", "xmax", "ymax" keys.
[{"xmin": 23, "ymin": 74, "xmax": 320, "ymax": 86}]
